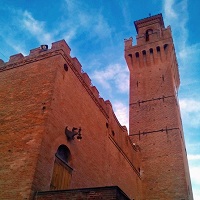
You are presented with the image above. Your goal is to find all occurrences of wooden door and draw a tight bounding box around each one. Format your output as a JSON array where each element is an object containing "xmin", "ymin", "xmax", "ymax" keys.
[{"xmin": 50, "ymin": 156, "xmax": 72, "ymax": 190}]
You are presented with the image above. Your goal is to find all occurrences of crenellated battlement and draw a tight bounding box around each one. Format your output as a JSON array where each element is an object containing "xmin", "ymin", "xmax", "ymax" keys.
[
  {"xmin": 0, "ymin": 40, "xmax": 71, "ymax": 70},
  {"xmin": 0, "ymin": 39, "xmax": 127, "ymax": 133}
]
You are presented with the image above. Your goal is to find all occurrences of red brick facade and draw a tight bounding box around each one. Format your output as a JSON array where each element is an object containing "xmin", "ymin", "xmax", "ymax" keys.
[
  {"xmin": 0, "ymin": 14, "xmax": 192, "ymax": 200},
  {"xmin": 35, "ymin": 186, "xmax": 130, "ymax": 200},
  {"xmin": 0, "ymin": 40, "xmax": 141, "ymax": 199}
]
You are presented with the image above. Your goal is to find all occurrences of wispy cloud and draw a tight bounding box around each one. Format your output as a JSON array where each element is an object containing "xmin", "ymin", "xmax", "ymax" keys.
[
  {"xmin": 93, "ymin": 15, "xmax": 112, "ymax": 39},
  {"xmin": 188, "ymin": 154, "xmax": 200, "ymax": 161},
  {"xmin": 0, "ymin": 35, "xmax": 27, "ymax": 57},
  {"xmin": 189, "ymin": 165, "xmax": 200, "ymax": 185},
  {"xmin": 63, "ymin": 0, "xmax": 112, "ymax": 42},
  {"xmin": 163, "ymin": 0, "xmax": 188, "ymax": 64},
  {"xmin": 91, "ymin": 63, "xmax": 129, "ymax": 94},
  {"xmin": 179, "ymin": 99, "xmax": 200, "ymax": 128},
  {"xmin": 189, "ymin": 164, "xmax": 200, "ymax": 200},
  {"xmin": 0, "ymin": 7, "xmax": 56, "ymax": 57},
  {"xmin": 164, "ymin": 0, "xmax": 178, "ymax": 19},
  {"xmin": 21, "ymin": 11, "xmax": 54, "ymax": 46},
  {"xmin": 163, "ymin": 0, "xmax": 200, "ymax": 70},
  {"xmin": 113, "ymin": 101, "xmax": 129, "ymax": 129}
]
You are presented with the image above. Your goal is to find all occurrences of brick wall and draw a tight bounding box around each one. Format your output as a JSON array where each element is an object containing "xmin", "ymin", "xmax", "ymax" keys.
[
  {"xmin": 34, "ymin": 186, "xmax": 130, "ymax": 200},
  {"xmin": 0, "ymin": 40, "xmax": 141, "ymax": 200},
  {"xmin": 0, "ymin": 50, "xmax": 57, "ymax": 199}
]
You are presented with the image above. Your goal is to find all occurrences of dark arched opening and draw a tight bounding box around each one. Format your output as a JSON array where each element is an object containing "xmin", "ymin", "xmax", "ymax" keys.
[
  {"xmin": 145, "ymin": 29, "xmax": 153, "ymax": 41},
  {"xmin": 142, "ymin": 50, "xmax": 146, "ymax": 55},
  {"xmin": 56, "ymin": 144, "xmax": 71, "ymax": 163},
  {"xmin": 156, "ymin": 46, "xmax": 161, "ymax": 52},
  {"xmin": 150, "ymin": 48, "xmax": 153, "ymax": 54},
  {"xmin": 164, "ymin": 44, "xmax": 168, "ymax": 51}
]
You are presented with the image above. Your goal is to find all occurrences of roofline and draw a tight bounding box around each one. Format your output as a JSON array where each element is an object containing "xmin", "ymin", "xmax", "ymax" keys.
[{"xmin": 134, "ymin": 13, "xmax": 164, "ymax": 33}]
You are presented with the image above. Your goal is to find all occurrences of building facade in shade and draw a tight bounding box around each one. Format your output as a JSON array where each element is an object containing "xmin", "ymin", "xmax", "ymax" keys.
[{"xmin": 0, "ymin": 14, "xmax": 193, "ymax": 200}]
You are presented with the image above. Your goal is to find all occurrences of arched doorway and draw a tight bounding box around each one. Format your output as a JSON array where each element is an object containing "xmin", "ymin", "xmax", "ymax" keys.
[{"xmin": 50, "ymin": 145, "xmax": 73, "ymax": 190}]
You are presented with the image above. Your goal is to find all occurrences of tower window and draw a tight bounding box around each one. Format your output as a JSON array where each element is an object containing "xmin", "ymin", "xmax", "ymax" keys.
[
  {"xmin": 149, "ymin": 48, "xmax": 153, "ymax": 54},
  {"xmin": 142, "ymin": 50, "xmax": 146, "ymax": 55},
  {"xmin": 128, "ymin": 54, "xmax": 132, "ymax": 58},
  {"xmin": 135, "ymin": 52, "xmax": 139, "ymax": 58},
  {"xmin": 145, "ymin": 29, "xmax": 153, "ymax": 41},
  {"xmin": 156, "ymin": 46, "xmax": 160, "ymax": 52},
  {"xmin": 164, "ymin": 44, "xmax": 168, "ymax": 51}
]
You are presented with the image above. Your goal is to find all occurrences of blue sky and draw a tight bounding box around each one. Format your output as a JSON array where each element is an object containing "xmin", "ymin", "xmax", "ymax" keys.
[{"xmin": 0, "ymin": 0, "xmax": 199, "ymax": 199}]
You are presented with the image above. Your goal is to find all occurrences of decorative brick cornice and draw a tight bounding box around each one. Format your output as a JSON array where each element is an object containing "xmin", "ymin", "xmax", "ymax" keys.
[{"xmin": 134, "ymin": 13, "xmax": 164, "ymax": 33}]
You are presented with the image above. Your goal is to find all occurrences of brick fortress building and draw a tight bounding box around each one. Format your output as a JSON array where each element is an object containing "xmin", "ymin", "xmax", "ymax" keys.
[{"xmin": 0, "ymin": 14, "xmax": 193, "ymax": 200}]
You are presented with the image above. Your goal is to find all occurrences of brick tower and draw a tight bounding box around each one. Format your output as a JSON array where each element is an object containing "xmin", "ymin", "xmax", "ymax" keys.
[{"xmin": 125, "ymin": 14, "xmax": 193, "ymax": 200}]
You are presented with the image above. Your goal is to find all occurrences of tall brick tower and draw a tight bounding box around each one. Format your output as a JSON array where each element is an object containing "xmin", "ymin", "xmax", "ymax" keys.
[{"xmin": 125, "ymin": 14, "xmax": 193, "ymax": 200}]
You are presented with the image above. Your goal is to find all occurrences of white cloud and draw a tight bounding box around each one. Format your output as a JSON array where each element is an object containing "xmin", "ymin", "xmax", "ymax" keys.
[
  {"xmin": 163, "ymin": 0, "xmax": 189, "ymax": 64},
  {"xmin": 113, "ymin": 101, "xmax": 129, "ymax": 129},
  {"xmin": 180, "ymin": 99, "xmax": 200, "ymax": 113},
  {"xmin": 189, "ymin": 165, "xmax": 200, "ymax": 186},
  {"xmin": 63, "ymin": 0, "xmax": 112, "ymax": 41},
  {"xmin": 63, "ymin": 28, "xmax": 77, "ymax": 43},
  {"xmin": 21, "ymin": 10, "xmax": 54, "ymax": 45},
  {"xmin": 179, "ymin": 99, "xmax": 200, "ymax": 128},
  {"xmin": 0, "ymin": 35, "xmax": 27, "ymax": 56},
  {"xmin": 179, "ymin": 43, "xmax": 200, "ymax": 68},
  {"xmin": 193, "ymin": 189, "xmax": 200, "ymax": 200},
  {"xmin": 188, "ymin": 154, "xmax": 200, "ymax": 161},
  {"xmin": 93, "ymin": 15, "xmax": 112, "ymax": 39},
  {"xmin": 163, "ymin": 0, "xmax": 200, "ymax": 77},
  {"xmin": 91, "ymin": 63, "xmax": 129, "ymax": 93},
  {"xmin": 164, "ymin": 0, "xmax": 177, "ymax": 19}
]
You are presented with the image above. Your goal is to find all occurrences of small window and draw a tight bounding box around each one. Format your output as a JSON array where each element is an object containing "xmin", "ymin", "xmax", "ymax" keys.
[
  {"xmin": 112, "ymin": 130, "xmax": 115, "ymax": 136},
  {"xmin": 164, "ymin": 44, "xmax": 168, "ymax": 51},
  {"xmin": 135, "ymin": 52, "xmax": 139, "ymax": 58},
  {"xmin": 156, "ymin": 46, "xmax": 160, "ymax": 52},
  {"xmin": 128, "ymin": 54, "xmax": 132, "ymax": 58},
  {"xmin": 145, "ymin": 29, "xmax": 153, "ymax": 41},
  {"xmin": 150, "ymin": 48, "xmax": 153, "ymax": 54},
  {"xmin": 142, "ymin": 50, "xmax": 146, "ymax": 55}
]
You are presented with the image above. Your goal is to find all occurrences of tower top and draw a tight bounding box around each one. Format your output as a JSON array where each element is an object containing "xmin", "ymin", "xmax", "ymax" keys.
[{"xmin": 134, "ymin": 13, "xmax": 164, "ymax": 34}]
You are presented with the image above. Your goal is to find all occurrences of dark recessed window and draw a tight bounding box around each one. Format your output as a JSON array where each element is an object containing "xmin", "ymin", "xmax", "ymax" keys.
[
  {"xmin": 150, "ymin": 48, "xmax": 153, "ymax": 54},
  {"xmin": 142, "ymin": 50, "xmax": 146, "ymax": 55},
  {"xmin": 156, "ymin": 46, "xmax": 160, "ymax": 52},
  {"xmin": 145, "ymin": 29, "xmax": 153, "ymax": 41},
  {"xmin": 64, "ymin": 64, "xmax": 68, "ymax": 71},
  {"xmin": 135, "ymin": 52, "xmax": 139, "ymax": 58},
  {"xmin": 164, "ymin": 44, "xmax": 168, "ymax": 51},
  {"xmin": 56, "ymin": 145, "xmax": 71, "ymax": 163},
  {"xmin": 112, "ymin": 130, "xmax": 115, "ymax": 136},
  {"xmin": 128, "ymin": 54, "xmax": 132, "ymax": 58}
]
